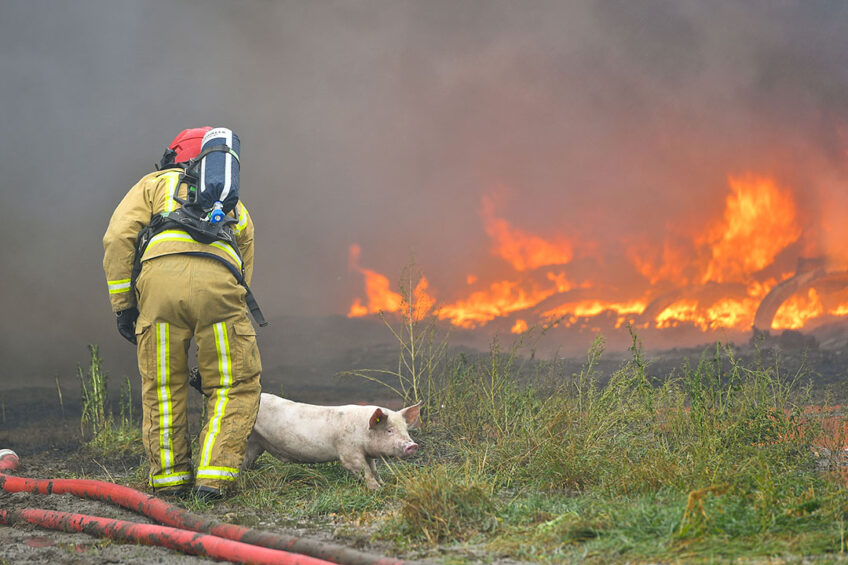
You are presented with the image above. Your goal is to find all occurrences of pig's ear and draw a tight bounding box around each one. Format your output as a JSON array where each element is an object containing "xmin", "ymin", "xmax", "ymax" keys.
[
  {"xmin": 401, "ymin": 403, "xmax": 421, "ymax": 428},
  {"xmin": 369, "ymin": 408, "xmax": 387, "ymax": 430}
]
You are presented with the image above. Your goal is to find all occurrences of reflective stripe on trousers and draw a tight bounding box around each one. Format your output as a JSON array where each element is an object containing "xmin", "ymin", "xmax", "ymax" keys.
[
  {"xmin": 197, "ymin": 322, "xmax": 237, "ymax": 482},
  {"xmin": 156, "ymin": 323, "xmax": 174, "ymax": 474}
]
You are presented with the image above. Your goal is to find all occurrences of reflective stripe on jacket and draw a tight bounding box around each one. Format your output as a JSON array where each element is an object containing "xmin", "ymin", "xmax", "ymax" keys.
[{"xmin": 103, "ymin": 170, "xmax": 255, "ymax": 312}]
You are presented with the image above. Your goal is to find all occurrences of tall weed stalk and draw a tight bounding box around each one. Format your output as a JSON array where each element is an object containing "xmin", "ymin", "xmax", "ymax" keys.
[
  {"xmin": 344, "ymin": 263, "xmax": 448, "ymax": 417},
  {"xmin": 79, "ymin": 344, "xmax": 109, "ymax": 439},
  {"xmin": 79, "ymin": 345, "xmax": 141, "ymax": 454}
]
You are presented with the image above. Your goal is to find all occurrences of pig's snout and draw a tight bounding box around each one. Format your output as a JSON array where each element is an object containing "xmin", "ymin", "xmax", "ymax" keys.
[{"xmin": 403, "ymin": 442, "xmax": 419, "ymax": 456}]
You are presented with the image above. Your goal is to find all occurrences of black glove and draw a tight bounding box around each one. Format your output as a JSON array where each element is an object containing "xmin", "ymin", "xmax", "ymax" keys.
[{"xmin": 116, "ymin": 308, "xmax": 139, "ymax": 345}]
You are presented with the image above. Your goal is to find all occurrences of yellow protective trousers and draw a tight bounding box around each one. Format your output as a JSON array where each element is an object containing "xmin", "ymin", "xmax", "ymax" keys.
[{"xmin": 134, "ymin": 254, "xmax": 261, "ymax": 491}]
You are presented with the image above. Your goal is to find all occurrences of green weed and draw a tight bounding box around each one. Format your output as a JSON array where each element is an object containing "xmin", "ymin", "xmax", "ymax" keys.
[
  {"xmin": 365, "ymin": 324, "xmax": 842, "ymax": 560},
  {"xmin": 78, "ymin": 345, "xmax": 141, "ymax": 456},
  {"xmin": 79, "ymin": 344, "xmax": 108, "ymax": 439},
  {"xmin": 387, "ymin": 463, "xmax": 498, "ymax": 545},
  {"xmin": 342, "ymin": 262, "xmax": 448, "ymax": 418}
]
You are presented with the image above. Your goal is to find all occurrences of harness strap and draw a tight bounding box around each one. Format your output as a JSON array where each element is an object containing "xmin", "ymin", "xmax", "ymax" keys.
[
  {"xmin": 193, "ymin": 144, "xmax": 239, "ymax": 163},
  {"xmin": 131, "ymin": 214, "xmax": 268, "ymax": 327},
  {"xmin": 183, "ymin": 144, "xmax": 238, "ymax": 177}
]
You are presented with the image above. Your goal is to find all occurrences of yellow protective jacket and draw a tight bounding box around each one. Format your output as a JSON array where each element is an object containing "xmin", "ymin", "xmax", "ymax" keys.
[{"xmin": 103, "ymin": 169, "xmax": 254, "ymax": 312}]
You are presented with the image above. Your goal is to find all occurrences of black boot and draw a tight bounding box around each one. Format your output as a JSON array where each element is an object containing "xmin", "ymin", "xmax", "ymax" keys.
[{"xmin": 192, "ymin": 485, "xmax": 223, "ymax": 502}]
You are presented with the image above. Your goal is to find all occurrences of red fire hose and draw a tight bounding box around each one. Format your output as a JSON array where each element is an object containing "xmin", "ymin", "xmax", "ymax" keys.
[
  {"xmin": 0, "ymin": 449, "xmax": 419, "ymax": 565},
  {"xmin": 0, "ymin": 507, "xmax": 329, "ymax": 565}
]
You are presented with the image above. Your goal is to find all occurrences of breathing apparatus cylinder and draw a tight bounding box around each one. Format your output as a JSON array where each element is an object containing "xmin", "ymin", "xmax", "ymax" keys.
[{"xmin": 198, "ymin": 128, "xmax": 240, "ymax": 216}]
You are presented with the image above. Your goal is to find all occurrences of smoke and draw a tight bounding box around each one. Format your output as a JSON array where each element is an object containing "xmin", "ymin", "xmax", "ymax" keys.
[{"xmin": 2, "ymin": 0, "xmax": 848, "ymax": 385}]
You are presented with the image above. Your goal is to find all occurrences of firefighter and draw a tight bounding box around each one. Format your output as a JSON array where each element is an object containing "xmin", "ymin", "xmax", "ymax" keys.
[{"xmin": 103, "ymin": 127, "xmax": 262, "ymax": 501}]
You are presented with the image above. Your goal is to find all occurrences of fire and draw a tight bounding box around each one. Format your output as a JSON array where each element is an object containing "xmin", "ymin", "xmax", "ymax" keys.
[
  {"xmin": 544, "ymin": 300, "xmax": 647, "ymax": 329},
  {"xmin": 656, "ymin": 300, "xmax": 700, "ymax": 329},
  {"xmin": 347, "ymin": 173, "xmax": 848, "ymax": 337},
  {"xmin": 772, "ymin": 288, "xmax": 824, "ymax": 330},
  {"xmin": 656, "ymin": 298, "xmax": 761, "ymax": 331},
  {"xmin": 347, "ymin": 244, "xmax": 437, "ymax": 318},
  {"xmin": 625, "ymin": 176, "xmax": 801, "ymax": 290},
  {"xmin": 410, "ymin": 276, "xmax": 437, "ymax": 317},
  {"xmin": 348, "ymin": 299, "xmax": 369, "ymax": 318},
  {"xmin": 481, "ymin": 196, "xmax": 574, "ymax": 271},
  {"xmin": 748, "ymin": 279, "xmax": 777, "ymax": 298},
  {"xmin": 706, "ymin": 298, "xmax": 759, "ymax": 330},
  {"xmin": 547, "ymin": 271, "xmax": 575, "ymax": 293},
  {"xmin": 436, "ymin": 278, "xmax": 558, "ymax": 328},
  {"xmin": 831, "ymin": 303, "xmax": 848, "ymax": 317},
  {"xmin": 629, "ymin": 239, "xmax": 694, "ymax": 286},
  {"xmin": 700, "ymin": 176, "xmax": 801, "ymax": 284},
  {"xmin": 347, "ymin": 244, "xmax": 402, "ymax": 316}
]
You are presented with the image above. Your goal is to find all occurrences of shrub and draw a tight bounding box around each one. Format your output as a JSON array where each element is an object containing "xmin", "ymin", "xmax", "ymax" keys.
[{"xmin": 393, "ymin": 464, "xmax": 498, "ymax": 544}]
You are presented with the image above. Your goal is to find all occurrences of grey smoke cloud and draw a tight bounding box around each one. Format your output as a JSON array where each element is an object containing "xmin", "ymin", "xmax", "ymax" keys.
[{"xmin": 2, "ymin": 0, "xmax": 847, "ymax": 384}]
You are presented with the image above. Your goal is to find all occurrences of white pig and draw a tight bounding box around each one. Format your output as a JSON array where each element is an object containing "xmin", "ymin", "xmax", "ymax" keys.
[{"xmin": 242, "ymin": 393, "xmax": 421, "ymax": 489}]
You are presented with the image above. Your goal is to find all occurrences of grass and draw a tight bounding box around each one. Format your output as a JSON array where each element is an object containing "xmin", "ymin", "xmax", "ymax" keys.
[
  {"xmin": 208, "ymin": 314, "xmax": 845, "ymax": 563},
  {"xmin": 376, "ymin": 461, "xmax": 500, "ymax": 545},
  {"xmin": 78, "ymin": 308, "xmax": 848, "ymax": 562}
]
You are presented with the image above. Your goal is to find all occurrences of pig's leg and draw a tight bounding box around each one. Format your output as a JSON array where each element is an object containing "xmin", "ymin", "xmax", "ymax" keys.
[
  {"xmin": 367, "ymin": 458, "xmax": 384, "ymax": 486},
  {"xmin": 340, "ymin": 453, "xmax": 381, "ymax": 489},
  {"xmin": 241, "ymin": 433, "xmax": 265, "ymax": 470}
]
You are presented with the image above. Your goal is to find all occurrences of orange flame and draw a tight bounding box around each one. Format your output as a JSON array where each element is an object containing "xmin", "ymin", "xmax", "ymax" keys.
[
  {"xmin": 544, "ymin": 300, "xmax": 647, "ymax": 329},
  {"xmin": 436, "ymin": 279, "xmax": 558, "ymax": 328},
  {"xmin": 347, "ymin": 174, "xmax": 847, "ymax": 336},
  {"xmin": 347, "ymin": 244, "xmax": 437, "ymax": 319},
  {"xmin": 705, "ymin": 298, "xmax": 759, "ymax": 329},
  {"xmin": 481, "ymin": 196, "xmax": 574, "ymax": 271},
  {"xmin": 831, "ymin": 302, "xmax": 848, "ymax": 317},
  {"xmin": 347, "ymin": 244, "xmax": 402, "ymax": 316},
  {"xmin": 700, "ymin": 175, "xmax": 801, "ymax": 284},
  {"xmin": 656, "ymin": 299, "xmax": 700, "ymax": 329},
  {"xmin": 410, "ymin": 276, "xmax": 437, "ymax": 317},
  {"xmin": 546, "ymin": 271, "xmax": 575, "ymax": 293},
  {"xmin": 772, "ymin": 288, "xmax": 824, "ymax": 330},
  {"xmin": 655, "ymin": 297, "xmax": 761, "ymax": 331},
  {"xmin": 628, "ymin": 239, "xmax": 694, "ymax": 286}
]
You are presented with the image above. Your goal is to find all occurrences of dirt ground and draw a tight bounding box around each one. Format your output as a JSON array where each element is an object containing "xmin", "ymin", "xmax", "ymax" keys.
[{"xmin": 0, "ymin": 387, "xmax": 414, "ymax": 565}]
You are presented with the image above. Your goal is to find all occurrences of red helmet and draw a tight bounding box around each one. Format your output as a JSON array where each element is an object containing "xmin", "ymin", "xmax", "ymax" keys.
[{"xmin": 168, "ymin": 127, "xmax": 212, "ymax": 162}]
